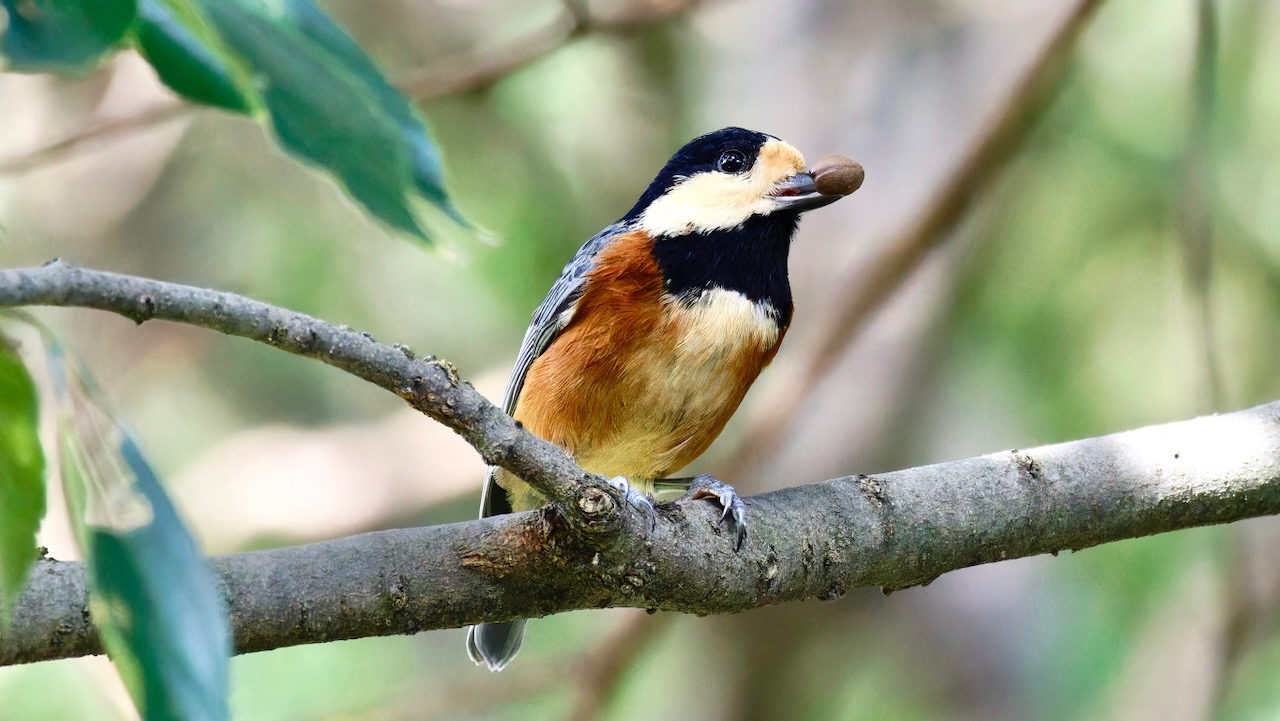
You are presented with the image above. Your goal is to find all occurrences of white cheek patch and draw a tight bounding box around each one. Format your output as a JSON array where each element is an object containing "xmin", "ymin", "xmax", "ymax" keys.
[
  {"xmin": 638, "ymin": 139, "xmax": 807, "ymax": 237},
  {"xmin": 638, "ymin": 174, "xmax": 773, "ymax": 236}
]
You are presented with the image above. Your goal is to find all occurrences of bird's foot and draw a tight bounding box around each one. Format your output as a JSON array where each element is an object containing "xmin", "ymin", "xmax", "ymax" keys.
[
  {"xmin": 606, "ymin": 476, "xmax": 657, "ymax": 531},
  {"xmin": 685, "ymin": 473, "xmax": 748, "ymax": 551}
]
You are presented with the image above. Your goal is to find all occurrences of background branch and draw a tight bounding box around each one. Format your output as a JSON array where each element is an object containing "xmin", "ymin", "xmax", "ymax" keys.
[
  {"xmin": 725, "ymin": 0, "xmax": 1103, "ymax": 477},
  {"xmin": 0, "ymin": 101, "xmax": 193, "ymax": 176},
  {"xmin": 5, "ymin": 398, "xmax": 1279, "ymax": 667},
  {"xmin": 1178, "ymin": 0, "xmax": 1223, "ymax": 412},
  {"xmin": 402, "ymin": 611, "xmax": 670, "ymax": 719},
  {"xmin": 0, "ymin": 0, "xmax": 705, "ymax": 176},
  {"xmin": 394, "ymin": 0, "xmax": 704, "ymax": 98}
]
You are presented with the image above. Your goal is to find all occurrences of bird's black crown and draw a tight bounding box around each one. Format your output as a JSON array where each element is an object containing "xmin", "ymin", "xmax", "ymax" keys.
[{"xmin": 622, "ymin": 127, "xmax": 774, "ymax": 221}]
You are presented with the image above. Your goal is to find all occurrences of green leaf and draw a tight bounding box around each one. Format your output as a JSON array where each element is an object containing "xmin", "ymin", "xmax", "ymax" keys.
[
  {"xmin": 279, "ymin": 0, "xmax": 457, "ymax": 219},
  {"xmin": 3, "ymin": 0, "xmax": 468, "ymax": 239},
  {"xmin": 196, "ymin": 0, "xmax": 468, "ymax": 240},
  {"xmin": 0, "ymin": 336, "xmax": 45, "ymax": 624},
  {"xmin": 0, "ymin": 0, "xmax": 137, "ymax": 72},
  {"xmin": 133, "ymin": 0, "xmax": 253, "ymax": 112},
  {"xmin": 50, "ymin": 347, "xmax": 229, "ymax": 721}
]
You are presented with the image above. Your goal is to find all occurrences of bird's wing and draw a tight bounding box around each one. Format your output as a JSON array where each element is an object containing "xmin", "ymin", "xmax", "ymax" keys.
[{"xmin": 478, "ymin": 221, "xmax": 630, "ymax": 518}]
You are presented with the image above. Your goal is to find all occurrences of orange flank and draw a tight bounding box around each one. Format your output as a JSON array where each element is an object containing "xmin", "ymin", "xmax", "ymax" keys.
[{"xmin": 499, "ymin": 230, "xmax": 785, "ymax": 510}]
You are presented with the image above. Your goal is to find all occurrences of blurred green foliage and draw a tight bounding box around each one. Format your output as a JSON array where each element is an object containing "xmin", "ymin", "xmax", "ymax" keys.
[
  {"xmin": 0, "ymin": 334, "xmax": 44, "ymax": 623},
  {"xmin": 0, "ymin": 0, "xmax": 136, "ymax": 72}
]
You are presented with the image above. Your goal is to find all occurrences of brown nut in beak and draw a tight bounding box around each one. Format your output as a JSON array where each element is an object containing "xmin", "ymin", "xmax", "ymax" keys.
[{"xmin": 810, "ymin": 155, "xmax": 865, "ymax": 196}]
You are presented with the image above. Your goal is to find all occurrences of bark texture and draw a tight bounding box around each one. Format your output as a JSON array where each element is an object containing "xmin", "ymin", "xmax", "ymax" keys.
[
  {"xmin": 4, "ymin": 401, "xmax": 1279, "ymax": 666},
  {"xmin": 2, "ymin": 262, "xmax": 1278, "ymax": 667}
]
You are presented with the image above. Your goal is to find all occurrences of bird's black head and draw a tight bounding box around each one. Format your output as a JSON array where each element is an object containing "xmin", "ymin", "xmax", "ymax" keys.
[{"xmin": 621, "ymin": 127, "xmax": 839, "ymax": 238}]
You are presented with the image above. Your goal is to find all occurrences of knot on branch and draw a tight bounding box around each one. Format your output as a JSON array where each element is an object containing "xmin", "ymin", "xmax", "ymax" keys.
[
  {"xmin": 576, "ymin": 484, "xmax": 616, "ymax": 518},
  {"xmin": 1012, "ymin": 450, "xmax": 1044, "ymax": 484},
  {"xmin": 125, "ymin": 294, "xmax": 157, "ymax": 324},
  {"xmin": 569, "ymin": 480, "xmax": 632, "ymax": 541},
  {"xmin": 557, "ymin": 476, "xmax": 652, "ymax": 551}
]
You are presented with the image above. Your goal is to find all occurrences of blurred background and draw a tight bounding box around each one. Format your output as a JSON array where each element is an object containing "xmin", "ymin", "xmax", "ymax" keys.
[{"xmin": 3, "ymin": 0, "xmax": 1280, "ymax": 719}]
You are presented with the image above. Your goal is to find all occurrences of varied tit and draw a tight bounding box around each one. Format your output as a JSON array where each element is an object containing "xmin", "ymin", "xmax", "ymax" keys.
[{"xmin": 467, "ymin": 127, "xmax": 862, "ymax": 671}]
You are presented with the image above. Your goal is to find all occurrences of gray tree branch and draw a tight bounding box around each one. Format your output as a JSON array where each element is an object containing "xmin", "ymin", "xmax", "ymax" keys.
[
  {"xmin": 0, "ymin": 261, "xmax": 609, "ymax": 512},
  {"xmin": 1, "ymin": 262, "xmax": 1279, "ymax": 667}
]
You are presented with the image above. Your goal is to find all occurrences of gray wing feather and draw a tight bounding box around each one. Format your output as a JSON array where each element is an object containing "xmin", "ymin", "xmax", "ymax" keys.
[{"xmin": 477, "ymin": 221, "xmax": 630, "ymax": 518}]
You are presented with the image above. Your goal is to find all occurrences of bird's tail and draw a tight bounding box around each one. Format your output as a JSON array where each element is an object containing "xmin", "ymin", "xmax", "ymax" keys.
[{"xmin": 466, "ymin": 620, "xmax": 526, "ymax": 672}]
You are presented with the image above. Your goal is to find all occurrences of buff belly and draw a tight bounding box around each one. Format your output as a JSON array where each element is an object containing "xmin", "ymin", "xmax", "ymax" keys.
[{"xmin": 501, "ymin": 286, "xmax": 783, "ymax": 511}]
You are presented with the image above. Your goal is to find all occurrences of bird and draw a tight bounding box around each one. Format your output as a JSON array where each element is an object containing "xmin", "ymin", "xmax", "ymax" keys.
[{"xmin": 466, "ymin": 127, "xmax": 859, "ymax": 671}]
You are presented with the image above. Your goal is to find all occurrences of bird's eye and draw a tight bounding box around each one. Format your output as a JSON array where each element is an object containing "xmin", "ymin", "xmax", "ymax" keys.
[{"xmin": 716, "ymin": 149, "xmax": 748, "ymax": 174}]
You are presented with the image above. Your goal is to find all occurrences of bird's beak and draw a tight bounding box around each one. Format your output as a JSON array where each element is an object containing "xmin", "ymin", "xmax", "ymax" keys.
[{"xmin": 768, "ymin": 172, "xmax": 843, "ymax": 212}]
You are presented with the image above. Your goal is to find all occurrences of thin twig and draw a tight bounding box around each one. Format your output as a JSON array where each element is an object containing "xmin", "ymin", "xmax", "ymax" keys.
[
  {"xmin": 396, "ymin": 0, "xmax": 705, "ymax": 97},
  {"xmin": 385, "ymin": 657, "xmax": 561, "ymax": 719},
  {"xmin": 0, "ymin": 101, "xmax": 192, "ymax": 175},
  {"xmin": 1209, "ymin": 529, "xmax": 1259, "ymax": 718},
  {"xmin": 569, "ymin": 612, "xmax": 672, "ymax": 721},
  {"xmin": 1178, "ymin": 0, "xmax": 1223, "ymax": 411},
  {"xmin": 390, "ymin": 11, "xmax": 579, "ymax": 98},
  {"xmin": 0, "ymin": 261, "xmax": 603, "ymax": 515},
  {"xmin": 724, "ymin": 0, "xmax": 1104, "ymax": 478},
  {"xmin": 1187, "ymin": 3, "xmax": 1250, "ymax": 716},
  {"xmin": 0, "ymin": 0, "xmax": 706, "ymax": 176},
  {"xmin": 412, "ymin": 612, "xmax": 670, "ymax": 719}
]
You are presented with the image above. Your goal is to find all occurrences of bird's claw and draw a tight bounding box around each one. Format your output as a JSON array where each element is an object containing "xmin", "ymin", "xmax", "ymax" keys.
[
  {"xmin": 607, "ymin": 476, "xmax": 657, "ymax": 532},
  {"xmin": 687, "ymin": 473, "xmax": 748, "ymax": 551}
]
